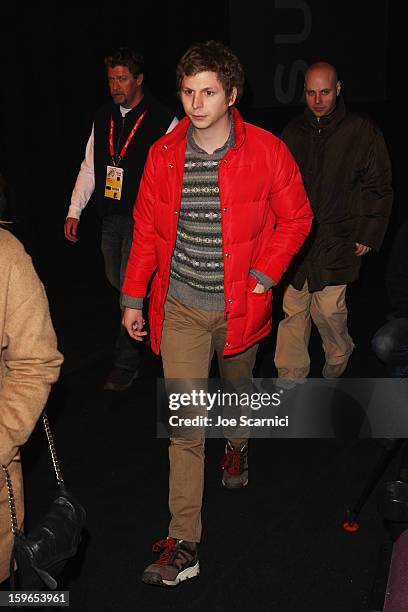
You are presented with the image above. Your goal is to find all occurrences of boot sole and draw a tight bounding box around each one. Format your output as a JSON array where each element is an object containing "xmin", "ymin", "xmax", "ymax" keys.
[
  {"xmin": 142, "ymin": 561, "xmax": 200, "ymax": 587},
  {"xmin": 222, "ymin": 478, "xmax": 248, "ymax": 489}
]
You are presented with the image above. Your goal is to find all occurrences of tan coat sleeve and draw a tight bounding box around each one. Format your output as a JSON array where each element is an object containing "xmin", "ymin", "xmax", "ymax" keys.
[{"xmin": 0, "ymin": 245, "xmax": 63, "ymax": 467}]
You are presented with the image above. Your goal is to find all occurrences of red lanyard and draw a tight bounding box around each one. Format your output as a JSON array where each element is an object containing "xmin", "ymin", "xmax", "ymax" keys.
[{"xmin": 109, "ymin": 110, "xmax": 147, "ymax": 165}]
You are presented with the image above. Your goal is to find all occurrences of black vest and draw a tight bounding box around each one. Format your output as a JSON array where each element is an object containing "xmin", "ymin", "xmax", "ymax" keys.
[{"xmin": 93, "ymin": 92, "xmax": 174, "ymax": 217}]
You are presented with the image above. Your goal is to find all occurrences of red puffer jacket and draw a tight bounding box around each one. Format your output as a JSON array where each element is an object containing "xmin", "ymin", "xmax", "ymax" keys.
[{"xmin": 123, "ymin": 108, "xmax": 313, "ymax": 356}]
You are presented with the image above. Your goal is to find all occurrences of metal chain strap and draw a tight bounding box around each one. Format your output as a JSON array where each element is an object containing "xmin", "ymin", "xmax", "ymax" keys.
[
  {"xmin": 1, "ymin": 411, "xmax": 64, "ymax": 534},
  {"xmin": 1, "ymin": 464, "xmax": 18, "ymax": 534},
  {"xmin": 42, "ymin": 412, "xmax": 64, "ymax": 485}
]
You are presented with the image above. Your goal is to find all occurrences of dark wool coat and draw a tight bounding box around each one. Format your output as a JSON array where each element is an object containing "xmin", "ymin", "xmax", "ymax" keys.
[{"xmin": 281, "ymin": 97, "xmax": 393, "ymax": 292}]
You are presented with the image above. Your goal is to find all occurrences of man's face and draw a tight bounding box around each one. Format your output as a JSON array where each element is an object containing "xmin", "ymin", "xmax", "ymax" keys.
[
  {"xmin": 107, "ymin": 65, "xmax": 143, "ymax": 108},
  {"xmin": 304, "ymin": 68, "xmax": 340, "ymax": 118},
  {"xmin": 180, "ymin": 71, "xmax": 236, "ymax": 132}
]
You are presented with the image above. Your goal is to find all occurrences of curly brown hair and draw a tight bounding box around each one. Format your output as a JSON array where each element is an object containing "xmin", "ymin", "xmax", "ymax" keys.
[
  {"xmin": 104, "ymin": 48, "xmax": 144, "ymax": 79},
  {"xmin": 176, "ymin": 41, "xmax": 245, "ymax": 104}
]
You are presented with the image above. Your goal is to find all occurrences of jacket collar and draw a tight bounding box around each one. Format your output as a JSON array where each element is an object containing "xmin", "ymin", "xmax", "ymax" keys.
[
  {"xmin": 161, "ymin": 107, "xmax": 246, "ymax": 152},
  {"xmin": 304, "ymin": 95, "xmax": 346, "ymax": 133}
]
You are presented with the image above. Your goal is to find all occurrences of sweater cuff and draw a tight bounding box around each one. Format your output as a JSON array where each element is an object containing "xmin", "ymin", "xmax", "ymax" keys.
[
  {"xmin": 250, "ymin": 269, "xmax": 275, "ymax": 290},
  {"xmin": 121, "ymin": 294, "xmax": 144, "ymax": 310}
]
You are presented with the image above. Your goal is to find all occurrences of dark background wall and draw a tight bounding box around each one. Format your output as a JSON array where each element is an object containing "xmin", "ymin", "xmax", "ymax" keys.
[
  {"xmin": 231, "ymin": 1, "xmax": 389, "ymax": 107},
  {"xmin": 0, "ymin": 1, "xmax": 402, "ymax": 286}
]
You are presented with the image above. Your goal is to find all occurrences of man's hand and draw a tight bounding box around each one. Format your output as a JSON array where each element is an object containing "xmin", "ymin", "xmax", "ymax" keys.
[
  {"xmin": 64, "ymin": 217, "xmax": 79, "ymax": 242},
  {"xmin": 122, "ymin": 308, "xmax": 148, "ymax": 341},
  {"xmin": 252, "ymin": 282, "xmax": 266, "ymax": 294},
  {"xmin": 355, "ymin": 242, "xmax": 371, "ymax": 256}
]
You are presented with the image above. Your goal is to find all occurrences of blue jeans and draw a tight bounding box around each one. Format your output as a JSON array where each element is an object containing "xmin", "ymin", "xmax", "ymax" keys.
[
  {"xmin": 371, "ymin": 317, "xmax": 408, "ymax": 377},
  {"xmin": 101, "ymin": 215, "xmax": 141, "ymax": 372}
]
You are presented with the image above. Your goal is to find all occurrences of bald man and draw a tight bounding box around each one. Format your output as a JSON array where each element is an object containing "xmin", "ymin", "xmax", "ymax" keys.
[{"xmin": 275, "ymin": 62, "xmax": 393, "ymax": 380}]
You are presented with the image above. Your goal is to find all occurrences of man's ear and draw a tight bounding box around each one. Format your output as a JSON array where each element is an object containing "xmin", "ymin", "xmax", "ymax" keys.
[
  {"xmin": 136, "ymin": 73, "xmax": 144, "ymax": 87},
  {"xmin": 336, "ymin": 81, "xmax": 341, "ymax": 97},
  {"xmin": 228, "ymin": 87, "xmax": 238, "ymax": 107}
]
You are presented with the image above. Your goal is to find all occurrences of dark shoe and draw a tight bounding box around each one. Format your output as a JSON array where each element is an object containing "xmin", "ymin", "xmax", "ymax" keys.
[
  {"xmin": 322, "ymin": 360, "xmax": 349, "ymax": 379},
  {"xmin": 220, "ymin": 440, "xmax": 248, "ymax": 489},
  {"xmin": 142, "ymin": 538, "xmax": 199, "ymax": 587},
  {"xmin": 275, "ymin": 377, "xmax": 306, "ymax": 390},
  {"xmin": 103, "ymin": 366, "xmax": 138, "ymax": 391},
  {"xmin": 277, "ymin": 367, "xmax": 309, "ymax": 380}
]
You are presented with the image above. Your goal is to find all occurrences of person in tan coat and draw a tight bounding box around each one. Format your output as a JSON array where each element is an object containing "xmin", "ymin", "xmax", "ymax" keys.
[{"xmin": 0, "ymin": 227, "xmax": 63, "ymax": 583}]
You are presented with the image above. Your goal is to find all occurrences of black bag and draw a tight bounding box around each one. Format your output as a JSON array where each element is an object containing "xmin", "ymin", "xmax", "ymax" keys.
[{"xmin": 2, "ymin": 413, "xmax": 86, "ymax": 590}]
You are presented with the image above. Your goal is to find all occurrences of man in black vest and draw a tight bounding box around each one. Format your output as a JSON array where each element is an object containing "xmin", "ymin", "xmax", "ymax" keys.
[{"xmin": 64, "ymin": 48, "xmax": 177, "ymax": 390}]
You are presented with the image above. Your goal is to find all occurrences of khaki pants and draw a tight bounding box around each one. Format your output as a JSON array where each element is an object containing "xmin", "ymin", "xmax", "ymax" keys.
[
  {"xmin": 161, "ymin": 295, "xmax": 258, "ymax": 542},
  {"xmin": 274, "ymin": 282, "xmax": 354, "ymax": 378}
]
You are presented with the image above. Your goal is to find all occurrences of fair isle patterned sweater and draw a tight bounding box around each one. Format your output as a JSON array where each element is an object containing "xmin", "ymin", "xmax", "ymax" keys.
[{"xmin": 167, "ymin": 122, "xmax": 234, "ymax": 311}]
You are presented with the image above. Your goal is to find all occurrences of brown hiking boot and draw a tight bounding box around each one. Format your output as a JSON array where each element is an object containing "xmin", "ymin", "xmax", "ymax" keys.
[
  {"xmin": 142, "ymin": 538, "xmax": 199, "ymax": 587},
  {"xmin": 220, "ymin": 441, "xmax": 248, "ymax": 489}
]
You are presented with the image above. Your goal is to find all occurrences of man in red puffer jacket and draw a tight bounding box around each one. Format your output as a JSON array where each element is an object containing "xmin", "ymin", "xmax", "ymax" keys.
[{"xmin": 121, "ymin": 40, "xmax": 313, "ymax": 587}]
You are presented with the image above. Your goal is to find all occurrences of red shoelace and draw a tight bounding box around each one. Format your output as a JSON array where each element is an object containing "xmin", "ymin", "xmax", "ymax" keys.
[
  {"xmin": 152, "ymin": 538, "xmax": 177, "ymax": 564},
  {"xmin": 220, "ymin": 449, "xmax": 241, "ymax": 475}
]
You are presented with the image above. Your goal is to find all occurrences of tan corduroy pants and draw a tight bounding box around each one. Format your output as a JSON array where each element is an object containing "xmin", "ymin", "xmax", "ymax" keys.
[
  {"xmin": 160, "ymin": 295, "xmax": 258, "ymax": 542},
  {"xmin": 274, "ymin": 281, "xmax": 354, "ymax": 378}
]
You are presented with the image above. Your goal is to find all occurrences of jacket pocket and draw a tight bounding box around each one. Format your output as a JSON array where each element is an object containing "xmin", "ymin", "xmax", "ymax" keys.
[{"xmin": 244, "ymin": 277, "xmax": 272, "ymax": 338}]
